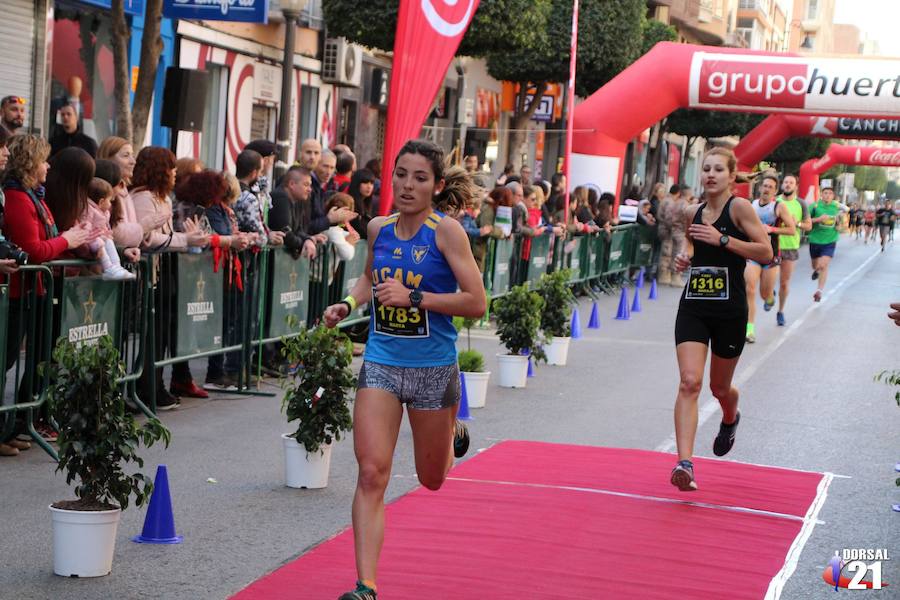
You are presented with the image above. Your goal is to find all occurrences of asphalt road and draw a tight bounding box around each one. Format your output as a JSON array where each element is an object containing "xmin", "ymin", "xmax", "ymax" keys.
[{"xmin": 1, "ymin": 233, "xmax": 897, "ymax": 599}]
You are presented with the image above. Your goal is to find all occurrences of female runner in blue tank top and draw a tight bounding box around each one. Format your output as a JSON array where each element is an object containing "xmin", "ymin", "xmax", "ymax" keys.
[
  {"xmin": 324, "ymin": 140, "xmax": 486, "ymax": 600},
  {"xmin": 669, "ymin": 148, "xmax": 773, "ymax": 492}
]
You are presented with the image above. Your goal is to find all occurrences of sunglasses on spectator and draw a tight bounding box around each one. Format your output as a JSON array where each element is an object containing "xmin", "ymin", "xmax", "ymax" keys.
[{"xmin": 1, "ymin": 96, "xmax": 27, "ymax": 107}]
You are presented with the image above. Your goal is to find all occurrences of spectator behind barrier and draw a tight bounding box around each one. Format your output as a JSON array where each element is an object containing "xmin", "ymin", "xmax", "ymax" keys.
[
  {"xmin": 94, "ymin": 159, "xmax": 142, "ymax": 265},
  {"xmin": 2, "ymin": 134, "xmax": 95, "ymax": 448},
  {"xmin": 323, "ymin": 192, "xmax": 360, "ymax": 265},
  {"xmin": 268, "ymin": 166, "xmax": 318, "ymax": 259},
  {"xmin": 243, "ymin": 139, "xmax": 276, "ymax": 216},
  {"xmin": 173, "ymin": 158, "xmax": 205, "ymax": 233},
  {"xmin": 234, "ymin": 149, "xmax": 284, "ymax": 248},
  {"xmin": 49, "ymin": 104, "xmax": 97, "ymax": 159},
  {"xmin": 364, "ymin": 157, "xmax": 382, "ymax": 208},
  {"xmin": 97, "ymin": 137, "xmax": 162, "ymax": 250},
  {"xmin": 329, "ymin": 149, "xmax": 355, "ymax": 194},
  {"xmin": 1, "ymin": 95, "xmax": 27, "ymax": 134},
  {"xmin": 132, "ymin": 146, "xmax": 209, "ymax": 409},
  {"xmin": 347, "ymin": 168, "xmax": 376, "ymax": 238},
  {"xmin": 177, "ymin": 169, "xmax": 252, "ymax": 390},
  {"xmin": 308, "ymin": 149, "xmax": 356, "ymax": 236},
  {"xmin": 483, "ymin": 186, "xmax": 513, "ymax": 239},
  {"xmin": 131, "ymin": 147, "xmax": 207, "ymax": 252}
]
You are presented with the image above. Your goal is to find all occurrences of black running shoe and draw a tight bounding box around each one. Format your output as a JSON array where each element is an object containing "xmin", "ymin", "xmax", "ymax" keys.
[
  {"xmin": 339, "ymin": 581, "xmax": 377, "ymax": 600},
  {"xmin": 713, "ymin": 411, "xmax": 741, "ymax": 457},
  {"xmin": 453, "ymin": 419, "xmax": 470, "ymax": 458},
  {"xmin": 670, "ymin": 460, "xmax": 697, "ymax": 491},
  {"xmin": 811, "ymin": 269, "xmax": 819, "ymax": 281}
]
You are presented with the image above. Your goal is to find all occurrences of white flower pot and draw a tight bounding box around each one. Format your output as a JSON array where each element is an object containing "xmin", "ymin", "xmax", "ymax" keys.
[
  {"xmin": 496, "ymin": 354, "xmax": 528, "ymax": 388},
  {"xmin": 50, "ymin": 505, "xmax": 121, "ymax": 577},
  {"xmin": 544, "ymin": 336, "xmax": 571, "ymax": 366},
  {"xmin": 462, "ymin": 371, "xmax": 491, "ymax": 408},
  {"xmin": 282, "ymin": 434, "xmax": 333, "ymax": 489}
]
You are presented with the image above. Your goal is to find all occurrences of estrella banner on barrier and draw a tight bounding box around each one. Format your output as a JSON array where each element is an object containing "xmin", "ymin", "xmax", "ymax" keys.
[
  {"xmin": 379, "ymin": 0, "xmax": 480, "ymax": 214},
  {"xmin": 688, "ymin": 53, "xmax": 900, "ymax": 115}
]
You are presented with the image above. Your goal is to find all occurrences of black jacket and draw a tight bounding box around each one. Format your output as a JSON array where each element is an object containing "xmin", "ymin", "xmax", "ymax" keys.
[
  {"xmin": 49, "ymin": 128, "xmax": 98, "ymax": 158},
  {"xmin": 268, "ymin": 187, "xmax": 312, "ymax": 253}
]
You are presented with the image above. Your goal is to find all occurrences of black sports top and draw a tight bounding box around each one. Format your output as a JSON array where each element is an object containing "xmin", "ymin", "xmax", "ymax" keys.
[{"xmin": 679, "ymin": 196, "xmax": 749, "ymax": 318}]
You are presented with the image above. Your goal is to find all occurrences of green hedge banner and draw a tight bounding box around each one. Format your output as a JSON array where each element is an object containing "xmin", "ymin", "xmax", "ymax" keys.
[
  {"xmin": 175, "ymin": 253, "xmax": 223, "ymax": 356},
  {"xmin": 60, "ymin": 277, "xmax": 122, "ymax": 348},
  {"xmin": 269, "ymin": 250, "xmax": 311, "ymax": 337}
]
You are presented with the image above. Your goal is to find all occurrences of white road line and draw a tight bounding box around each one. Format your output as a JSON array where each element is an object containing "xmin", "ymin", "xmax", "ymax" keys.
[
  {"xmin": 654, "ymin": 249, "xmax": 882, "ymax": 454},
  {"xmin": 764, "ymin": 472, "xmax": 835, "ymax": 600},
  {"xmin": 445, "ymin": 475, "xmax": 824, "ymax": 524}
]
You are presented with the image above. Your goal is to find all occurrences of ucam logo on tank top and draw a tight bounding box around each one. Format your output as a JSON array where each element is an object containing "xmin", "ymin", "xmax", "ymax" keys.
[{"xmin": 365, "ymin": 211, "xmax": 459, "ymax": 368}]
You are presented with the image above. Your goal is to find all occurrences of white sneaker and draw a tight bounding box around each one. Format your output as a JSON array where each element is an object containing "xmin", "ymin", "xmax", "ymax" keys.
[{"xmin": 102, "ymin": 266, "xmax": 136, "ymax": 281}]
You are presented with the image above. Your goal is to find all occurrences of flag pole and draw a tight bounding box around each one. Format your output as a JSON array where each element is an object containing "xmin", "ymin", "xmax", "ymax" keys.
[{"xmin": 563, "ymin": 0, "xmax": 579, "ymax": 225}]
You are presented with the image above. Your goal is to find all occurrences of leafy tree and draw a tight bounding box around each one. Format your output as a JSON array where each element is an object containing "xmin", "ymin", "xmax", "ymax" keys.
[
  {"xmin": 486, "ymin": 0, "xmax": 645, "ymax": 167},
  {"xmin": 322, "ymin": 0, "xmax": 549, "ymax": 57},
  {"xmin": 664, "ymin": 111, "xmax": 758, "ymax": 184},
  {"xmin": 765, "ymin": 137, "xmax": 831, "ymax": 176},
  {"xmin": 853, "ymin": 165, "xmax": 888, "ymax": 193},
  {"xmin": 641, "ymin": 18, "xmax": 677, "ymax": 56},
  {"xmin": 634, "ymin": 18, "xmax": 676, "ymax": 192}
]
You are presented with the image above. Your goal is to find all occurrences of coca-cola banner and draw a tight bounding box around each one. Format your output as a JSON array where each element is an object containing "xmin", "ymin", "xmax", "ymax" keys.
[
  {"xmin": 379, "ymin": 0, "xmax": 480, "ymax": 214},
  {"xmin": 689, "ymin": 53, "xmax": 900, "ymax": 116},
  {"xmin": 800, "ymin": 145, "xmax": 900, "ymax": 202}
]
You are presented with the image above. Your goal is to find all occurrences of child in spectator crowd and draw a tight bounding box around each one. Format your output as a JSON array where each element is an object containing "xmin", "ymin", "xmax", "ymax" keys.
[{"xmin": 85, "ymin": 178, "xmax": 136, "ymax": 280}]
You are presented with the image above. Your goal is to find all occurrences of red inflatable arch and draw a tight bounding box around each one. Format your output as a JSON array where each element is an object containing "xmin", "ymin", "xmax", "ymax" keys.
[
  {"xmin": 735, "ymin": 114, "xmax": 900, "ymax": 172},
  {"xmin": 571, "ymin": 42, "xmax": 900, "ymax": 208},
  {"xmin": 799, "ymin": 145, "xmax": 900, "ymax": 203}
]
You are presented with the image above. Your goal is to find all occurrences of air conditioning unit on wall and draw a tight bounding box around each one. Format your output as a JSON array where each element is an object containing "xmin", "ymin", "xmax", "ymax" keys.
[{"xmin": 322, "ymin": 38, "xmax": 362, "ymax": 87}]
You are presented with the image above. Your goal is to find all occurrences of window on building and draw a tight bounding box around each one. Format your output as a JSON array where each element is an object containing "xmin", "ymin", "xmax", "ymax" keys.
[
  {"xmin": 200, "ymin": 64, "xmax": 228, "ymax": 170},
  {"xmin": 802, "ymin": 34, "xmax": 816, "ymax": 50},
  {"xmin": 251, "ymin": 104, "xmax": 276, "ymax": 142},
  {"xmin": 737, "ymin": 17, "xmax": 754, "ymax": 28},
  {"xmin": 298, "ymin": 84, "xmax": 319, "ymax": 145},
  {"xmin": 806, "ymin": 0, "xmax": 819, "ymax": 20},
  {"xmin": 339, "ymin": 99, "xmax": 357, "ymax": 150}
]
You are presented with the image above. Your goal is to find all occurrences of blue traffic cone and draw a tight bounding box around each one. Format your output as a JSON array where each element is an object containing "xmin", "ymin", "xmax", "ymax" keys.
[
  {"xmin": 570, "ymin": 308, "xmax": 582, "ymax": 339},
  {"xmin": 588, "ymin": 301, "xmax": 600, "ymax": 329},
  {"xmin": 636, "ymin": 268, "xmax": 645, "ymax": 289},
  {"xmin": 133, "ymin": 465, "xmax": 183, "ymax": 544},
  {"xmin": 615, "ymin": 288, "xmax": 630, "ymax": 320},
  {"xmin": 631, "ymin": 286, "xmax": 642, "ymax": 313},
  {"xmin": 648, "ymin": 278, "xmax": 658, "ymax": 300},
  {"xmin": 527, "ymin": 355, "xmax": 535, "ymax": 377},
  {"xmin": 457, "ymin": 371, "xmax": 472, "ymax": 420}
]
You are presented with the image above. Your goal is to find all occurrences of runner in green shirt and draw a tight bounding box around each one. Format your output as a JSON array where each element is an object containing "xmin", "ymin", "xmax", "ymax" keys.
[
  {"xmin": 808, "ymin": 186, "xmax": 847, "ymax": 302},
  {"xmin": 775, "ymin": 174, "xmax": 811, "ymax": 326}
]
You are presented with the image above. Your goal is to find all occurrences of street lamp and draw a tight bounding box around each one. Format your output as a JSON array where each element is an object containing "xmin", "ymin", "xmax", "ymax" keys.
[{"xmin": 276, "ymin": 0, "xmax": 308, "ymax": 180}]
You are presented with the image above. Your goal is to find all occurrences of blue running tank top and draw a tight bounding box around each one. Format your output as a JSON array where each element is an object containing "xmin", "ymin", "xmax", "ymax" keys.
[{"xmin": 365, "ymin": 211, "xmax": 458, "ymax": 367}]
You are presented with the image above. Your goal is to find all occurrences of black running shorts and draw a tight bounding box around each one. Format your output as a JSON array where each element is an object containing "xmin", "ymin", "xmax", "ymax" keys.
[{"xmin": 674, "ymin": 310, "xmax": 746, "ymax": 359}]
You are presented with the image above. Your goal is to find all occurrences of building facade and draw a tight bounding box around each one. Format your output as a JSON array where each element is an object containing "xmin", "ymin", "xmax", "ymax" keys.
[{"xmin": 789, "ymin": 0, "xmax": 836, "ymax": 54}]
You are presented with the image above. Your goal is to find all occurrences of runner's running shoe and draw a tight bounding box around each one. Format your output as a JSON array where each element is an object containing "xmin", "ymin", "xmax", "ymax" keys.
[
  {"xmin": 713, "ymin": 411, "xmax": 741, "ymax": 457},
  {"xmin": 339, "ymin": 581, "xmax": 377, "ymax": 600},
  {"xmin": 811, "ymin": 269, "xmax": 819, "ymax": 281},
  {"xmin": 813, "ymin": 290, "xmax": 822, "ymax": 302},
  {"xmin": 763, "ymin": 296, "xmax": 775, "ymax": 312},
  {"xmin": 745, "ymin": 323, "xmax": 755, "ymax": 344},
  {"xmin": 776, "ymin": 312, "xmax": 786, "ymax": 327},
  {"xmin": 670, "ymin": 460, "xmax": 697, "ymax": 491},
  {"xmin": 454, "ymin": 419, "xmax": 470, "ymax": 458}
]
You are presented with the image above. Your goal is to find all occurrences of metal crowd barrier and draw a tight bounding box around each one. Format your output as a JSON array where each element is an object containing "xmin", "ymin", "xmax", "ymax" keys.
[{"xmin": 2, "ymin": 225, "xmax": 659, "ymax": 459}]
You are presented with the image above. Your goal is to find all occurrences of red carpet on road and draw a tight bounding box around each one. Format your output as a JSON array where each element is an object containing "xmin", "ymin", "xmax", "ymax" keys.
[{"xmin": 232, "ymin": 441, "xmax": 827, "ymax": 600}]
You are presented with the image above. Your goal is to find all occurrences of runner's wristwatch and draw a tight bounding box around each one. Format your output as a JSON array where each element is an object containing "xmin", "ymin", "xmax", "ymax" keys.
[
  {"xmin": 409, "ymin": 289, "xmax": 423, "ymax": 313},
  {"xmin": 719, "ymin": 234, "xmax": 730, "ymax": 247}
]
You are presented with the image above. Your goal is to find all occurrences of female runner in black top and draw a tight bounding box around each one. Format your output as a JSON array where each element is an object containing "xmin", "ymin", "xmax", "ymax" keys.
[{"xmin": 670, "ymin": 148, "xmax": 773, "ymax": 491}]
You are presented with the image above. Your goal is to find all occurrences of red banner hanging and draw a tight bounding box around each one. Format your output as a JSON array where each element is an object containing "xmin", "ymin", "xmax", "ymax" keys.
[
  {"xmin": 563, "ymin": 0, "xmax": 579, "ymax": 224},
  {"xmin": 379, "ymin": 0, "xmax": 481, "ymax": 215}
]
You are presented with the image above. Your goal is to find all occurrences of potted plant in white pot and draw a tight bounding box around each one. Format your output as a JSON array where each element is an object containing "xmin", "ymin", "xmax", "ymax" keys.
[
  {"xmin": 46, "ymin": 336, "xmax": 170, "ymax": 578},
  {"xmin": 454, "ymin": 312, "xmax": 490, "ymax": 408},
  {"xmin": 494, "ymin": 284, "xmax": 546, "ymax": 388},
  {"xmin": 280, "ymin": 322, "xmax": 355, "ymax": 489},
  {"xmin": 537, "ymin": 269, "xmax": 576, "ymax": 366}
]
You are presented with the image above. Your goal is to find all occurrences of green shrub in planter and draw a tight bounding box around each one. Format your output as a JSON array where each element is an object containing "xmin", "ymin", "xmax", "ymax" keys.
[
  {"xmin": 537, "ymin": 269, "xmax": 576, "ymax": 338},
  {"xmin": 494, "ymin": 284, "xmax": 547, "ymax": 362},
  {"xmin": 281, "ymin": 323, "xmax": 356, "ymax": 454},
  {"xmin": 45, "ymin": 336, "xmax": 170, "ymax": 511},
  {"xmin": 458, "ymin": 349, "xmax": 485, "ymax": 373}
]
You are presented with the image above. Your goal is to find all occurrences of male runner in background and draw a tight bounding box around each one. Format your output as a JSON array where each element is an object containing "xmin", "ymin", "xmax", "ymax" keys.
[
  {"xmin": 775, "ymin": 174, "xmax": 811, "ymax": 326},
  {"xmin": 744, "ymin": 174, "xmax": 795, "ymax": 343},
  {"xmin": 808, "ymin": 186, "xmax": 847, "ymax": 302}
]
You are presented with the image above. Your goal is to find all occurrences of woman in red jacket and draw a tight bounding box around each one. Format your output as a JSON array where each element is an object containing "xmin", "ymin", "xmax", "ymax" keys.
[{"xmin": 1, "ymin": 134, "xmax": 94, "ymax": 450}]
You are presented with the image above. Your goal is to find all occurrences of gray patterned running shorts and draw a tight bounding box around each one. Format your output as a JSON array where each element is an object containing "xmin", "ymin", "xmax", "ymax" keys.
[{"xmin": 357, "ymin": 361, "xmax": 460, "ymax": 410}]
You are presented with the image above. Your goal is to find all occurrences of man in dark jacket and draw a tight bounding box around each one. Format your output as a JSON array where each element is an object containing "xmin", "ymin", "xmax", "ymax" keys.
[
  {"xmin": 50, "ymin": 104, "xmax": 97, "ymax": 158},
  {"xmin": 268, "ymin": 167, "xmax": 320, "ymax": 259}
]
